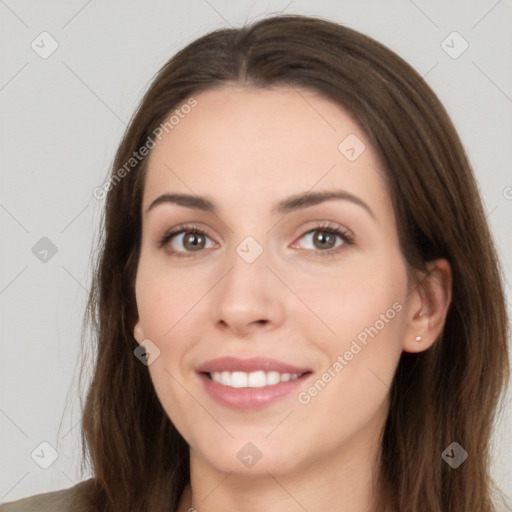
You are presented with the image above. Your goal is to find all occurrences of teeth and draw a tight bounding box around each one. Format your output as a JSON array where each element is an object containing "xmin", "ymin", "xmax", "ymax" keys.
[{"xmin": 209, "ymin": 371, "xmax": 300, "ymax": 388}]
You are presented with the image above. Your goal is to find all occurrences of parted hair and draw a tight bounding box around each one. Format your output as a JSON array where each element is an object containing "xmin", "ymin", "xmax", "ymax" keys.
[{"xmin": 72, "ymin": 14, "xmax": 510, "ymax": 512}]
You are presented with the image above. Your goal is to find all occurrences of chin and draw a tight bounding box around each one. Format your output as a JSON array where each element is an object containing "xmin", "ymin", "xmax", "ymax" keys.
[{"xmin": 191, "ymin": 437, "xmax": 304, "ymax": 477}]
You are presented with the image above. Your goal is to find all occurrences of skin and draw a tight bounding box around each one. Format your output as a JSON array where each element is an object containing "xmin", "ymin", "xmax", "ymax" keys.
[{"xmin": 133, "ymin": 85, "xmax": 452, "ymax": 512}]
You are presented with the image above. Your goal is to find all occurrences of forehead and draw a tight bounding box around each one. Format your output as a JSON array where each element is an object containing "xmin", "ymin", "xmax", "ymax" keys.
[{"xmin": 143, "ymin": 85, "xmax": 390, "ymax": 217}]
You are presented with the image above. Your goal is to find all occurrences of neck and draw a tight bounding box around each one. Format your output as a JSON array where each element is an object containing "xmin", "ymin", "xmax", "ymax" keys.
[{"xmin": 176, "ymin": 420, "xmax": 388, "ymax": 512}]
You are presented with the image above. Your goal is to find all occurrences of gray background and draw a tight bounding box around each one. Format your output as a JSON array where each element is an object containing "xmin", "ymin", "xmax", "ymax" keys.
[{"xmin": 1, "ymin": 0, "xmax": 511, "ymax": 504}]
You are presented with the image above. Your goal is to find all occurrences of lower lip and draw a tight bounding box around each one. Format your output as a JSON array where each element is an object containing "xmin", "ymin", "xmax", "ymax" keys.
[{"xmin": 197, "ymin": 372, "xmax": 311, "ymax": 411}]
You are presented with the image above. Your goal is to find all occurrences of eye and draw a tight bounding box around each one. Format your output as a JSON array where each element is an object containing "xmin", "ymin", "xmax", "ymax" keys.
[
  {"xmin": 292, "ymin": 222, "xmax": 354, "ymax": 257},
  {"xmin": 158, "ymin": 224, "xmax": 215, "ymax": 258},
  {"xmin": 158, "ymin": 222, "xmax": 354, "ymax": 258}
]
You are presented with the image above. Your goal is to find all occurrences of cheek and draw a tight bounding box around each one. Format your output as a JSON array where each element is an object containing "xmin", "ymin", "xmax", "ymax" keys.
[
  {"xmin": 134, "ymin": 255, "xmax": 211, "ymax": 342},
  {"xmin": 287, "ymin": 249, "xmax": 407, "ymax": 347},
  {"xmin": 134, "ymin": 261, "xmax": 209, "ymax": 445},
  {"xmin": 292, "ymin": 252, "xmax": 407, "ymax": 432}
]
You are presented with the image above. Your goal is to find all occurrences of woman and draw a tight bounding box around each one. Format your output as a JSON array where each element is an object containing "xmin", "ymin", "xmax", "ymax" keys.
[{"xmin": 2, "ymin": 13, "xmax": 509, "ymax": 512}]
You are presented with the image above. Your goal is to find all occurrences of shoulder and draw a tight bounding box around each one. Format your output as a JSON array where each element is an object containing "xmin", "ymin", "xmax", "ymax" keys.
[{"xmin": 0, "ymin": 478, "xmax": 94, "ymax": 512}]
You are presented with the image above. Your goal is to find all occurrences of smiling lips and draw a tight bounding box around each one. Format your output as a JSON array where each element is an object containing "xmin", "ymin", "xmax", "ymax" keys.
[
  {"xmin": 196, "ymin": 356, "xmax": 312, "ymax": 374},
  {"xmin": 209, "ymin": 370, "xmax": 302, "ymax": 388},
  {"xmin": 196, "ymin": 356, "xmax": 313, "ymax": 411}
]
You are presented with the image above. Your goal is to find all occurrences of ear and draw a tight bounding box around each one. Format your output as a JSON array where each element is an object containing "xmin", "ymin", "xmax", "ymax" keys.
[
  {"xmin": 402, "ymin": 258, "xmax": 452, "ymax": 353},
  {"xmin": 133, "ymin": 318, "xmax": 145, "ymax": 345}
]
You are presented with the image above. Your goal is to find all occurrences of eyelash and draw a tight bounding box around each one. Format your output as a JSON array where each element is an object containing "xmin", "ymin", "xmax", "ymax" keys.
[{"xmin": 158, "ymin": 222, "xmax": 355, "ymax": 259}]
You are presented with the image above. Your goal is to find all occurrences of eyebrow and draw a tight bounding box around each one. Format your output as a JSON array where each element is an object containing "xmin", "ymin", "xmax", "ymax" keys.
[{"xmin": 146, "ymin": 189, "xmax": 375, "ymax": 220}]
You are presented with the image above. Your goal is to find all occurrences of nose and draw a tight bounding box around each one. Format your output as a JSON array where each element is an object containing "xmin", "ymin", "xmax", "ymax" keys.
[{"xmin": 212, "ymin": 247, "xmax": 285, "ymax": 337}]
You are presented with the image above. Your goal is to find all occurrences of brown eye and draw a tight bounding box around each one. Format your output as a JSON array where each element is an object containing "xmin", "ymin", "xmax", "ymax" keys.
[
  {"xmin": 298, "ymin": 228, "xmax": 346, "ymax": 251},
  {"xmin": 292, "ymin": 223, "xmax": 354, "ymax": 258},
  {"xmin": 311, "ymin": 230, "xmax": 338, "ymax": 250},
  {"xmin": 158, "ymin": 226, "xmax": 215, "ymax": 257},
  {"xmin": 180, "ymin": 232, "xmax": 207, "ymax": 251}
]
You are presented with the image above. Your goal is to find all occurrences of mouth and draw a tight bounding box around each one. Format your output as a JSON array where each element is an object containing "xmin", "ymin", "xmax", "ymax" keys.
[
  {"xmin": 196, "ymin": 370, "xmax": 313, "ymax": 412},
  {"xmin": 202, "ymin": 370, "xmax": 312, "ymax": 388},
  {"xmin": 195, "ymin": 356, "xmax": 313, "ymax": 411}
]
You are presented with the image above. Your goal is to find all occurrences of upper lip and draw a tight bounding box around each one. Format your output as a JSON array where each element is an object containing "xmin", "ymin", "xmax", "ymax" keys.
[{"xmin": 196, "ymin": 356, "xmax": 312, "ymax": 375}]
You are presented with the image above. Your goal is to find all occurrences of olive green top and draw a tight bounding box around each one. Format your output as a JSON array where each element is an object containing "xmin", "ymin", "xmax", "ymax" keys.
[
  {"xmin": 0, "ymin": 479, "xmax": 92, "ymax": 512},
  {"xmin": 1, "ymin": 479, "xmax": 510, "ymax": 511}
]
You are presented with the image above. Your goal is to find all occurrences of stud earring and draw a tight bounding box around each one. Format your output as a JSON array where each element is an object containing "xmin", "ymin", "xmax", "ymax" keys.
[{"xmin": 415, "ymin": 336, "xmax": 422, "ymax": 342}]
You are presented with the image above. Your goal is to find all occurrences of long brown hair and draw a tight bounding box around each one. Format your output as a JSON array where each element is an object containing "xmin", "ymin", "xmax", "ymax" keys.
[{"xmin": 73, "ymin": 14, "xmax": 510, "ymax": 511}]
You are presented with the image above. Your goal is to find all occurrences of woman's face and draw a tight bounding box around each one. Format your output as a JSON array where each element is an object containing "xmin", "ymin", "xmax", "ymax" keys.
[{"xmin": 133, "ymin": 85, "xmax": 418, "ymax": 477}]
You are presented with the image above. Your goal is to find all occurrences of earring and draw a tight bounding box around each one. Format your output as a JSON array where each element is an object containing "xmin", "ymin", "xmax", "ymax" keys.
[{"xmin": 415, "ymin": 336, "xmax": 422, "ymax": 342}]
